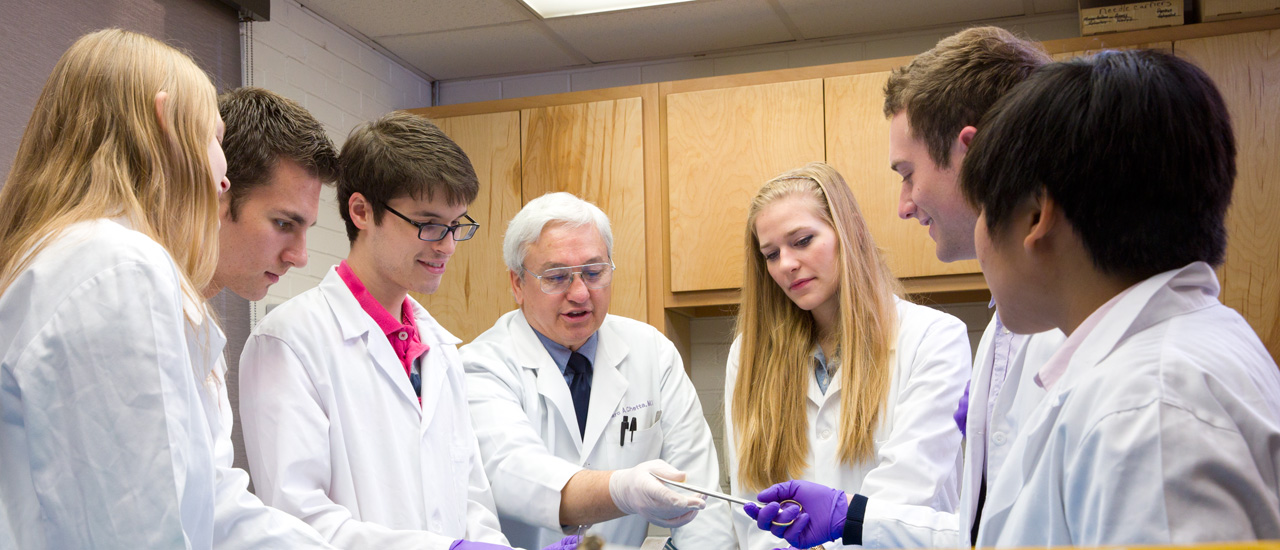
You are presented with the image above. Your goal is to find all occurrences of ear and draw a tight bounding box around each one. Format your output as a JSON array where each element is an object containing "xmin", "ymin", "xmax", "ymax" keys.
[
  {"xmin": 509, "ymin": 268, "xmax": 525, "ymax": 306},
  {"xmin": 349, "ymin": 192, "xmax": 373, "ymax": 230},
  {"xmin": 957, "ymin": 126, "xmax": 978, "ymax": 154},
  {"xmin": 154, "ymin": 91, "xmax": 171, "ymax": 136},
  {"xmin": 1023, "ymin": 191, "xmax": 1060, "ymax": 253}
]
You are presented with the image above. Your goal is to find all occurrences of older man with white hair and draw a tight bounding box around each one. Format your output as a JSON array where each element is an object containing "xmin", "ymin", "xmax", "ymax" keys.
[{"xmin": 461, "ymin": 192, "xmax": 733, "ymax": 550}]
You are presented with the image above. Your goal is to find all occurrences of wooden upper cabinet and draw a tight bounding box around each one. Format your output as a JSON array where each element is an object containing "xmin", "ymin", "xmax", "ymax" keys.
[
  {"xmin": 666, "ymin": 79, "xmax": 826, "ymax": 292},
  {"xmin": 824, "ymin": 73, "xmax": 980, "ymax": 279},
  {"xmin": 521, "ymin": 98, "xmax": 648, "ymax": 322},
  {"xmin": 1177, "ymin": 29, "xmax": 1280, "ymax": 362},
  {"xmin": 411, "ymin": 111, "xmax": 523, "ymax": 344}
]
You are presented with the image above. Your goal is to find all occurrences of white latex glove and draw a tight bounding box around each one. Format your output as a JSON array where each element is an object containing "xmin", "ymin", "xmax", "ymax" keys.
[{"xmin": 608, "ymin": 459, "xmax": 706, "ymax": 528}]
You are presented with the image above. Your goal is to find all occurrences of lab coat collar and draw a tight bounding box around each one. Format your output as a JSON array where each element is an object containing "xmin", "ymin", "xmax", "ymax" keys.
[
  {"xmin": 511, "ymin": 309, "xmax": 631, "ymax": 457},
  {"xmin": 1049, "ymin": 261, "xmax": 1219, "ymax": 396},
  {"xmin": 318, "ymin": 268, "xmax": 461, "ymax": 414},
  {"xmin": 979, "ymin": 262, "xmax": 1220, "ymax": 527}
]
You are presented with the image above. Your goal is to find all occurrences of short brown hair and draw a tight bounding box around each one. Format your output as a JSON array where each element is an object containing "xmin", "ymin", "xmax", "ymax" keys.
[
  {"xmin": 883, "ymin": 26, "xmax": 1051, "ymax": 168},
  {"xmin": 337, "ymin": 112, "xmax": 478, "ymax": 242},
  {"xmin": 218, "ymin": 87, "xmax": 339, "ymax": 220}
]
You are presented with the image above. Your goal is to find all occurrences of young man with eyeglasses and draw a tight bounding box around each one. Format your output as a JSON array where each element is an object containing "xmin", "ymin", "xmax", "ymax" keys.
[
  {"xmin": 460, "ymin": 192, "xmax": 734, "ymax": 550},
  {"xmin": 237, "ymin": 113, "xmax": 577, "ymax": 550}
]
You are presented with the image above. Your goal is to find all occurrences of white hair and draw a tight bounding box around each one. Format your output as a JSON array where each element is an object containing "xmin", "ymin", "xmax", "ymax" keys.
[{"xmin": 503, "ymin": 192, "xmax": 613, "ymax": 273}]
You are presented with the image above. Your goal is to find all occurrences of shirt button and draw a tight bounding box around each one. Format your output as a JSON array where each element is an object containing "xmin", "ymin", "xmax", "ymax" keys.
[
  {"xmin": 820, "ymin": 429, "xmax": 832, "ymax": 440},
  {"xmin": 397, "ymin": 331, "xmax": 408, "ymax": 341},
  {"xmin": 992, "ymin": 432, "xmax": 1007, "ymax": 445}
]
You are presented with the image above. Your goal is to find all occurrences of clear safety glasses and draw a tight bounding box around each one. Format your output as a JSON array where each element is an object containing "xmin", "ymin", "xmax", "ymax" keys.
[{"xmin": 522, "ymin": 262, "xmax": 616, "ymax": 294}]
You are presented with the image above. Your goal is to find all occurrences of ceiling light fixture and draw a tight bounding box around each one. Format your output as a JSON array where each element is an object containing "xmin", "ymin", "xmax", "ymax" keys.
[{"xmin": 522, "ymin": 0, "xmax": 696, "ymax": 19}]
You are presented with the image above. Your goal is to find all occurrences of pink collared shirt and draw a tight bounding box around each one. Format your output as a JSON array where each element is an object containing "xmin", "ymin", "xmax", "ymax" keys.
[
  {"xmin": 1035, "ymin": 286, "xmax": 1135, "ymax": 391},
  {"xmin": 336, "ymin": 260, "xmax": 429, "ymax": 401}
]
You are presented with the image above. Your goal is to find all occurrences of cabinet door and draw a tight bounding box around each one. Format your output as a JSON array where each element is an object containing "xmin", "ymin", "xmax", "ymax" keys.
[
  {"xmin": 522, "ymin": 98, "xmax": 647, "ymax": 322},
  {"xmin": 411, "ymin": 111, "xmax": 523, "ymax": 344},
  {"xmin": 1177, "ymin": 30, "xmax": 1280, "ymax": 362},
  {"xmin": 825, "ymin": 72, "xmax": 980, "ymax": 279},
  {"xmin": 667, "ymin": 80, "xmax": 826, "ymax": 292}
]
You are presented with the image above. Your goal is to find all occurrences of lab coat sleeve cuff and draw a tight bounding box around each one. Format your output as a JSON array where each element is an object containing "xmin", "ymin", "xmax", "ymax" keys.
[{"xmin": 842, "ymin": 494, "xmax": 868, "ymax": 546}]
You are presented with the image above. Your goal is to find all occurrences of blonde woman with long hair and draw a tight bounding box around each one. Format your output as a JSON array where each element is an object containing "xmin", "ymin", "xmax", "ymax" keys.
[
  {"xmin": 0, "ymin": 29, "xmax": 229, "ymax": 548},
  {"xmin": 725, "ymin": 162, "xmax": 971, "ymax": 549}
]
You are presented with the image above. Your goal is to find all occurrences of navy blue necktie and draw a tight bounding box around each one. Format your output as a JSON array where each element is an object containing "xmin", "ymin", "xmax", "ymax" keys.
[{"xmin": 566, "ymin": 351, "xmax": 593, "ymax": 438}]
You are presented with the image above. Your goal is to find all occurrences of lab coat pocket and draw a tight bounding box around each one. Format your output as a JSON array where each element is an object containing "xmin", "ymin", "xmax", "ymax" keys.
[{"xmin": 625, "ymin": 422, "xmax": 664, "ymax": 460}]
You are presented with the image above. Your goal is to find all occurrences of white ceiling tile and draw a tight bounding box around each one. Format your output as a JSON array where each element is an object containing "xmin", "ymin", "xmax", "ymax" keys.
[
  {"xmin": 545, "ymin": 0, "xmax": 793, "ymax": 63},
  {"xmin": 377, "ymin": 22, "xmax": 583, "ymax": 80},
  {"xmin": 776, "ymin": 0, "xmax": 1026, "ymax": 39},
  {"xmin": 300, "ymin": 0, "xmax": 532, "ymax": 38}
]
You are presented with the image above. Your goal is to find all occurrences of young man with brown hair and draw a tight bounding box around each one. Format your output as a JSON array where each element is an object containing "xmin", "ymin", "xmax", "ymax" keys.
[
  {"xmin": 237, "ymin": 112, "xmax": 576, "ymax": 550},
  {"xmin": 211, "ymin": 86, "xmax": 340, "ymax": 301},
  {"xmin": 193, "ymin": 86, "xmax": 340, "ymax": 549}
]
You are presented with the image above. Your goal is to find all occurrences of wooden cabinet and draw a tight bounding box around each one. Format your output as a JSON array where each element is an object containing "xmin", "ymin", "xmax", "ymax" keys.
[
  {"xmin": 1176, "ymin": 29, "xmax": 1280, "ymax": 361},
  {"xmin": 825, "ymin": 72, "xmax": 981, "ymax": 279},
  {"xmin": 666, "ymin": 79, "xmax": 826, "ymax": 292},
  {"xmin": 521, "ymin": 98, "xmax": 648, "ymax": 322},
  {"xmin": 409, "ymin": 93, "xmax": 651, "ymax": 342},
  {"xmin": 410, "ymin": 111, "xmax": 522, "ymax": 343}
]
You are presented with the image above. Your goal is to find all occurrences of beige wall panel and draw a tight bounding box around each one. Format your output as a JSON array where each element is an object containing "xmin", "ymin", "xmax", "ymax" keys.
[
  {"xmin": 411, "ymin": 111, "xmax": 523, "ymax": 344},
  {"xmin": 825, "ymin": 73, "xmax": 981, "ymax": 279},
  {"xmin": 1177, "ymin": 30, "xmax": 1280, "ymax": 363},
  {"xmin": 666, "ymin": 79, "xmax": 826, "ymax": 292},
  {"xmin": 521, "ymin": 98, "xmax": 648, "ymax": 322}
]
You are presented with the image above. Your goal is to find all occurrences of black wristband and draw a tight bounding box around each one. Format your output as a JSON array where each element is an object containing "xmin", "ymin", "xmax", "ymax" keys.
[{"xmin": 842, "ymin": 494, "xmax": 869, "ymax": 546}]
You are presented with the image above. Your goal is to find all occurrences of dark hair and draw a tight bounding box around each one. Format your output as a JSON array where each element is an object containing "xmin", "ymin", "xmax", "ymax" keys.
[
  {"xmin": 218, "ymin": 87, "xmax": 339, "ymax": 220},
  {"xmin": 336, "ymin": 112, "xmax": 478, "ymax": 242},
  {"xmin": 961, "ymin": 49, "xmax": 1236, "ymax": 278},
  {"xmin": 884, "ymin": 26, "xmax": 1051, "ymax": 168}
]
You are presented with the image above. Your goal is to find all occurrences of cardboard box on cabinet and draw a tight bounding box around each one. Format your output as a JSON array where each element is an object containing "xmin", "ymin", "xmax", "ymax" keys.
[{"xmin": 1079, "ymin": 0, "xmax": 1185, "ymax": 35}]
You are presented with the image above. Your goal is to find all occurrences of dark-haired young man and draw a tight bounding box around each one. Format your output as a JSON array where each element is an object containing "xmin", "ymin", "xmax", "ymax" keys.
[
  {"xmin": 195, "ymin": 86, "xmax": 340, "ymax": 548},
  {"xmin": 237, "ymin": 112, "xmax": 577, "ymax": 550},
  {"xmin": 211, "ymin": 87, "xmax": 340, "ymax": 301},
  {"xmin": 955, "ymin": 48, "xmax": 1280, "ymax": 546},
  {"xmin": 751, "ymin": 49, "xmax": 1280, "ymax": 548}
]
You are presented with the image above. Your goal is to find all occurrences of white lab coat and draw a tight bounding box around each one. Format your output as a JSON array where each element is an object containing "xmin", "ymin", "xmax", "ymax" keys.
[
  {"xmin": 974, "ymin": 262, "xmax": 1280, "ymax": 546},
  {"xmin": 860, "ymin": 315, "xmax": 1063, "ymax": 548},
  {"xmin": 724, "ymin": 298, "xmax": 972, "ymax": 550},
  {"xmin": 184, "ymin": 313, "xmax": 334, "ymax": 549},
  {"xmin": 0, "ymin": 219, "xmax": 215, "ymax": 549},
  {"xmin": 461, "ymin": 310, "xmax": 734, "ymax": 550},
  {"xmin": 238, "ymin": 267, "xmax": 508, "ymax": 550}
]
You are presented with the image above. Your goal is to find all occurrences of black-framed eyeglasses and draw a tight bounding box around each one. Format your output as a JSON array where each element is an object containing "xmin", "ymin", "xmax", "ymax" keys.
[
  {"xmin": 382, "ymin": 204, "xmax": 480, "ymax": 242},
  {"xmin": 521, "ymin": 262, "xmax": 616, "ymax": 294}
]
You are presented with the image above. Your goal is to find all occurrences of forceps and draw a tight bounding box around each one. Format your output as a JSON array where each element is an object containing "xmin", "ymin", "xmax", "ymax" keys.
[{"xmin": 650, "ymin": 473, "xmax": 802, "ymax": 526}]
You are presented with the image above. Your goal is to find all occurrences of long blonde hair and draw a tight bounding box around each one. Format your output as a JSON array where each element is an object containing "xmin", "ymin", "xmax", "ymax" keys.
[
  {"xmin": 732, "ymin": 162, "xmax": 902, "ymax": 491},
  {"xmin": 0, "ymin": 29, "xmax": 221, "ymax": 309}
]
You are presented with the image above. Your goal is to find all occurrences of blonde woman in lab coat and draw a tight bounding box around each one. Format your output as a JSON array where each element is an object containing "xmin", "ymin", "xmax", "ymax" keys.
[
  {"xmin": 0, "ymin": 29, "xmax": 228, "ymax": 549},
  {"xmin": 726, "ymin": 162, "xmax": 971, "ymax": 550}
]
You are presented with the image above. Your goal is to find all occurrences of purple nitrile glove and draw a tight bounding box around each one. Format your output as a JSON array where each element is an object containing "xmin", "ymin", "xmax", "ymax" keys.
[
  {"xmin": 742, "ymin": 480, "xmax": 847, "ymax": 548},
  {"xmin": 542, "ymin": 535, "xmax": 581, "ymax": 550},
  {"xmin": 449, "ymin": 540, "xmax": 509, "ymax": 550},
  {"xmin": 955, "ymin": 381, "xmax": 971, "ymax": 436}
]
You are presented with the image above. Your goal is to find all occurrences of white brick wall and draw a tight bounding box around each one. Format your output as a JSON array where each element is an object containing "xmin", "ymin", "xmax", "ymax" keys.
[
  {"xmin": 688, "ymin": 301, "xmax": 994, "ymax": 491},
  {"xmin": 244, "ymin": 0, "xmax": 434, "ymax": 311}
]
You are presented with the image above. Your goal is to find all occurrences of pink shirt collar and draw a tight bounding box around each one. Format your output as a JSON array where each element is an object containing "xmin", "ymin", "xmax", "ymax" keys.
[
  {"xmin": 1035, "ymin": 285, "xmax": 1135, "ymax": 391},
  {"xmin": 336, "ymin": 261, "xmax": 430, "ymax": 384}
]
